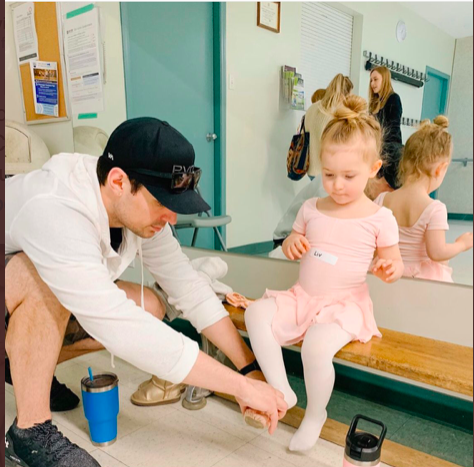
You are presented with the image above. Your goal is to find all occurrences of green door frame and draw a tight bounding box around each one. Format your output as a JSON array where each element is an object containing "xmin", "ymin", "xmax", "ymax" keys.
[
  {"xmin": 421, "ymin": 66, "xmax": 451, "ymax": 120},
  {"xmin": 213, "ymin": 3, "xmax": 227, "ymax": 248},
  {"xmin": 421, "ymin": 66, "xmax": 450, "ymax": 200}
]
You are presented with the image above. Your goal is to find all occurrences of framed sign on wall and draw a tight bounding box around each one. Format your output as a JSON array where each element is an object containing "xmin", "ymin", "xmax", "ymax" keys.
[{"xmin": 257, "ymin": 2, "xmax": 281, "ymax": 33}]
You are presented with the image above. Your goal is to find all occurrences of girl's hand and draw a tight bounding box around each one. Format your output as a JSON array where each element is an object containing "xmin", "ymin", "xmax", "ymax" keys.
[
  {"xmin": 372, "ymin": 258, "xmax": 403, "ymax": 283},
  {"xmin": 282, "ymin": 233, "xmax": 311, "ymax": 260},
  {"xmin": 455, "ymin": 232, "xmax": 473, "ymax": 252}
]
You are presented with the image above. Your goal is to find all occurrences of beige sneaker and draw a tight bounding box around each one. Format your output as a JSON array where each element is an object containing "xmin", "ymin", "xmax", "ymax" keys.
[{"xmin": 131, "ymin": 376, "xmax": 186, "ymax": 406}]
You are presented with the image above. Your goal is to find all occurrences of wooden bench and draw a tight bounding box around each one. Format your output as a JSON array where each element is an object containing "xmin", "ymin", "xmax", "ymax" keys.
[
  {"xmin": 216, "ymin": 302, "xmax": 473, "ymax": 467},
  {"xmin": 224, "ymin": 303, "xmax": 473, "ymax": 397}
]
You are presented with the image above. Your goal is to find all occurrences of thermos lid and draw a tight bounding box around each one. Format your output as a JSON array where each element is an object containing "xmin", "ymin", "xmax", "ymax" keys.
[
  {"xmin": 345, "ymin": 415, "xmax": 387, "ymax": 463},
  {"xmin": 81, "ymin": 373, "xmax": 119, "ymax": 393}
]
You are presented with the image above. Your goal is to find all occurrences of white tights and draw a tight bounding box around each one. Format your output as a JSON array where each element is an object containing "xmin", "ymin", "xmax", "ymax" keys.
[{"xmin": 245, "ymin": 297, "xmax": 353, "ymax": 452}]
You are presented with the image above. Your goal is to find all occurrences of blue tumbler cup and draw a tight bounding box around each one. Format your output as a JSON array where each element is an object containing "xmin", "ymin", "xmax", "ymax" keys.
[{"xmin": 81, "ymin": 373, "xmax": 119, "ymax": 446}]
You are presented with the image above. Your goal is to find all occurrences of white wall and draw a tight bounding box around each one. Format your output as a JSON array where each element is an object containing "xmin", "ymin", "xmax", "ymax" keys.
[
  {"xmin": 225, "ymin": 2, "xmax": 456, "ymax": 248},
  {"xmin": 438, "ymin": 36, "xmax": 473, "ymax": 214},
  {"xmin": 119, "ymin": 247, "xmax": 473, "ymax": 347},
  {"xmin": 71, "ymin": 2, "xmax": 127, "ymax": 138},
  {"xmin": 5, "ymin": 2, "xmax": 126, "ymax": 156},
  {"xmin": 226, "ymin": 2, "xmax": 306, "ymax": 249}
]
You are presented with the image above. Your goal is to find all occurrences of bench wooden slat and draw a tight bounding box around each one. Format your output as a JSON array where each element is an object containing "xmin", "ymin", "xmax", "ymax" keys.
[{"xmin": 224, "ymin": 304, "xmax": 474, "ymax": 397}]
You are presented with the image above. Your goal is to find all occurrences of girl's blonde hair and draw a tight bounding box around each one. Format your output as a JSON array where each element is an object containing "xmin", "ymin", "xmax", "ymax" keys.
[
  {"xmin": 321, "ymin": 95, "xmax": 383, "ymax": 163},
  {"xmin": 311, "ymin": 88, "xmax": 326, "ymax": 104},
  {"xmin": 320, "ymin": 74, "xmax": 354, "ymax": 113},
  {"xmin": 398, "ymin": 116, "xmax": 452, "ymax": 184},
  {"xmin": 369, "ymin": 66, "xmax": 394, "ymax": 115}
]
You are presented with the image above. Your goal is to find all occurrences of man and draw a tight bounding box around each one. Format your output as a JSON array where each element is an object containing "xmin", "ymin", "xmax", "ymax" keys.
[{"xmin": 5, "ymin": 118, "xmax": 287, "ymax": 467}]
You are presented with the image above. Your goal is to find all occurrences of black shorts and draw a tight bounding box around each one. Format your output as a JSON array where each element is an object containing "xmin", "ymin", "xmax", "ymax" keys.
[{"xmin": 5, "ymin": 253, "xmax": 91, "ymax": 349}]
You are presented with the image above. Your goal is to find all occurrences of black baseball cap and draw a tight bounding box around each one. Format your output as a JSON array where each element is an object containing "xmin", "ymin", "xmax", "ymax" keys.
[{"xmin": 101, "ymin": 117, "xmax": 211, "ymax": 215}]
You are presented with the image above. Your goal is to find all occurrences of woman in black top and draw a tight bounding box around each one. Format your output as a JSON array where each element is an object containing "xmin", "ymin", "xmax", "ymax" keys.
[{"xmin": 368, "ymin": 66, "xmax": 403, "ymax": 196}]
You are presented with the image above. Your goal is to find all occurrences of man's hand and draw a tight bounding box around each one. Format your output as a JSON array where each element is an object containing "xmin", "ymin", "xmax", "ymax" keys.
[{"xmin": 283, "ymin": 233, "xmax": 311, "ymax": 260}]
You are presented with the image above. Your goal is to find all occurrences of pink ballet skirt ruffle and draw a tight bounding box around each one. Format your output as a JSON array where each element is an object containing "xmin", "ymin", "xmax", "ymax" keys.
[
  {"xmin": 263, "ymin": 283, "xmax": 381, "ymax": 347},
  {"xmin": 403, "ymin": 260, "xmax": 453, "ymax": 283}
]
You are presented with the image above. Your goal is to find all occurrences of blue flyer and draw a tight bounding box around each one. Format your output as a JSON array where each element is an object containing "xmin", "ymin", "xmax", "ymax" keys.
[{"xmin": 30, "ymin": 61, "xmax": 59, "ymax": 117}]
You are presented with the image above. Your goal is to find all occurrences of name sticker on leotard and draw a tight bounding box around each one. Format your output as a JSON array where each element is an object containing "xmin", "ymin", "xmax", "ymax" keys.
[{"xmin": 311, "ymin": 248, "xmax": 338, "ymax": 265}]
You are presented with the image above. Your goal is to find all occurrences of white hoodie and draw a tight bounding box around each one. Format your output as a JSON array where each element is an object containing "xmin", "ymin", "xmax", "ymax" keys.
[{"xmin": 5, "ymin": 154, "xmax": 229, "ymax": 383}]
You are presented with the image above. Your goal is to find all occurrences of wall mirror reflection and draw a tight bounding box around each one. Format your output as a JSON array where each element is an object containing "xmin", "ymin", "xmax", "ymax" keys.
[{"xmin": 8, "ymin": 1, "xmax": 471, "ymax": 286}]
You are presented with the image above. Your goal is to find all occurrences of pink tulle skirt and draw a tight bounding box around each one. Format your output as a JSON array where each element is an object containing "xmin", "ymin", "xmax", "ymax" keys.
[
  {"xmin": 263, "ymin": 282, "xmax": 381, "ymax": 347},
  {"xmin": 403, "ymin": 260, "xmax": 453, "ymax": 283}
]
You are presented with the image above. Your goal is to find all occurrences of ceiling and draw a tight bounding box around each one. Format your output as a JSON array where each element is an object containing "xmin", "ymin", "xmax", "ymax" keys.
[{"xmin": 401, "ymin": 2, "xmax": 473, "ymax": 39}]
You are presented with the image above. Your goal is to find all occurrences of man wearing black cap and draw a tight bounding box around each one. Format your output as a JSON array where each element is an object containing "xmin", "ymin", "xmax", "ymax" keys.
[{"xmin": 5, "ymin": 118, "xmax": 287, "ymax": 467}]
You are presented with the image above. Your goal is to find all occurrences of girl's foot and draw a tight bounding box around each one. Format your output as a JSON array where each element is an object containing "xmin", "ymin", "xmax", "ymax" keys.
[{"xmin": 289, "ymin": 410, "xmax": 327, "ymax": 452}]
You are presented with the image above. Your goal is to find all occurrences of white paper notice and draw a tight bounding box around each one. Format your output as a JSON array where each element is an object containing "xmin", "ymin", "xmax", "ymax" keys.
[
  {"xmin": 13, "ymin": 3, "xmax": 39, "ymax": 64},
  {"xmin": 64, "ymin": 8, "xmax": 104, "ymax": 114}
]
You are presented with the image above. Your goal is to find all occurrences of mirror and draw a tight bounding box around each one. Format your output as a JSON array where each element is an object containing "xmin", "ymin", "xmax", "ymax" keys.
[
  {"xmin": 6, "ymin": 2, "xmax": 472, "ymax": 286},
  {"xmin": 90, "ymin": 2, "xmax": 470, "ymax": 286}
]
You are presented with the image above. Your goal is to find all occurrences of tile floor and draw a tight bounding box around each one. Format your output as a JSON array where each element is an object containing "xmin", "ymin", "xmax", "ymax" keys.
[{"xmin": 5, "ymin": 351, "xmax": 392, "ymax": 467}]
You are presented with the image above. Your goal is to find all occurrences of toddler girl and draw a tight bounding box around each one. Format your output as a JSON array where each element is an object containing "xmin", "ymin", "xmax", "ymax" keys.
[
  {"xmin": 374, "ymin": 116, "xmax": 473, "ymax": 282},
  {"xmin": 244, "ymin": 95, "xmax": 404, "ymax": 452}
]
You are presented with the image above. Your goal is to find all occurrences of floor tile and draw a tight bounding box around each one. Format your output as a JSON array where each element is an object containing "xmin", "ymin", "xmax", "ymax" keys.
[
  {"xmin": 390, "ymin": 416, "xmax": 474, "ymax": 467},
  {"xmin": 102, "ymin": 409, "xmax": 247, "ymax": 467},
  {"xmin": 90, "ymin": 450, "xmax": 129, "ymax": 466},
  {"xmin": 212, "ymin": 442, "xmax": 300, "ymax": 467},
  {"xmin": 178, "ymin": 396, "xmax": 263, "ymax": 443},
  {"xmin": 5, "ymin": 389, "xmax": 17, "ymax": 432},
  {"xmin": 250, "ymin": 421, "xmax": 343, "ymax": 467}
]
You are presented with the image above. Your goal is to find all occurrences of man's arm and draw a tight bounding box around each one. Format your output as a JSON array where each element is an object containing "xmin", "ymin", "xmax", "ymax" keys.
[{"xmin": 142, "ymin": 226, "xmax": 260, "ymax": 372}]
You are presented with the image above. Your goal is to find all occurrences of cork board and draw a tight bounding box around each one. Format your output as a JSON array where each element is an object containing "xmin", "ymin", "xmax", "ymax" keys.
[{"xmin": 18, "ymin": 2, "xmax": 68, "ymax": 122}]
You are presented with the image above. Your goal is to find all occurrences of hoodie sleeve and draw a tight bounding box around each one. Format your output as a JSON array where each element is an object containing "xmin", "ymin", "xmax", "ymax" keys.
[
  {"xmin": 141, "ymin": 225, "xmax": 229, "ymax": 333},
  {"xmin": 10, "ymin": 197, "xmax": 199, "ymax": 384}
]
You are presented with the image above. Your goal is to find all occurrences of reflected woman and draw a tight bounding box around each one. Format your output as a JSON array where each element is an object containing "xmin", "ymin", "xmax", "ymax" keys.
[
  {"xmin": 367, "ymin": 66, "xmax": 403, "ymax": 197},
  {"xmin": 305, "ymin": 74, "xmax": 353, "ymax": 181}
]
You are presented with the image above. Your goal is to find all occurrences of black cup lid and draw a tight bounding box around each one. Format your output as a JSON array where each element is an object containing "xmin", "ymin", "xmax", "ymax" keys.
[
  {"xmin": 81, "ymin": 373, "xmax": 118, "ymax": 392},
  {"xmin": 345, "ymin": 432, "xmax": 381, "ymax": 462}
]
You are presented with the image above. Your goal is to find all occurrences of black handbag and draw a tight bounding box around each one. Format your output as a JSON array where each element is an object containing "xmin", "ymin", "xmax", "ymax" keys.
[{"xmin": 287, "ymin": 116, "xmax": 310, "ymax": 181}]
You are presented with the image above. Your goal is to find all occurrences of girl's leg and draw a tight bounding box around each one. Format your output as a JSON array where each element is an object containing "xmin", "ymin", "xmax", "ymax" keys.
[
  {"xmin": 245, "ymin": 298, "xmax": 297, "ymax": 408},
  {"xmin": 289, "ymin": 322, "xmax": 353, "ymax": 451}
]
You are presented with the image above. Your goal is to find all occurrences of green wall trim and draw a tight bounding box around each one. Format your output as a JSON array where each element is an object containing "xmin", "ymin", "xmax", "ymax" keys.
[
  {"xmin": 78, "ymin": 113, "xmax": 98, "ymax": 120},
  {"xmin": 448, "ymin": 213, "xmax": 473, "ymax": 222},
  {"xmin": 228, "ymin": 241, "xmax": 275, "ymax": 255},
  {"xmin": 169, "ymin": 317, "xmax": 473, "ymax": 433},
  {"xmin": 66, "ymin": 4, "xmax": 94, "ymax": 19}
]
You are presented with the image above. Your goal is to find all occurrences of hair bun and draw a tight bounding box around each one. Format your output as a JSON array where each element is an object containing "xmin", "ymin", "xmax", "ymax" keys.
[
  {"xmin": 333, "ymin": 95, "xmax": 368, "ymax": 121},
  {"xmin": 433, "ymin": 115, "xmax": 449, "ymax": 129}
]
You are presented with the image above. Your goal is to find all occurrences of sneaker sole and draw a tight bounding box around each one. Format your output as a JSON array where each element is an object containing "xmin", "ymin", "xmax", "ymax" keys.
[{"xmin": 5, "ymin": 455, "xmax": 29, "ymax": 467}]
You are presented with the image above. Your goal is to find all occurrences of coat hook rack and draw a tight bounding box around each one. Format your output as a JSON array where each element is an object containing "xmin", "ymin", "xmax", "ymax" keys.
[
  {"xmin": 401, "ymin": 116, "xmax": 421, "ymax": 127},
  {"xmin": 363, "ymin": 50, "xmax": 427, "ymax": 88}
]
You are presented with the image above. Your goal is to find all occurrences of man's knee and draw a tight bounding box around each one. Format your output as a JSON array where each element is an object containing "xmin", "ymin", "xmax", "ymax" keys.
[
  {"xmin": 116, "ymin": 281, "xmax": 166, "ymax": 321},
  {"xmin": 5, "ymin": 253, "xmax": 70, "ymax": 323}
]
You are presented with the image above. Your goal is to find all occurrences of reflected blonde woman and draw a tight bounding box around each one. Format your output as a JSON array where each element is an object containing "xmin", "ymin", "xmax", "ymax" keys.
[{"xmin": 305, "ymin": 74, "xmax": 353, "ymax": 179}]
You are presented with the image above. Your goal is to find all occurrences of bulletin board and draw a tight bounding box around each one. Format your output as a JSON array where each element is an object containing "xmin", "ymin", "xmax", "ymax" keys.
[{"xmin": 16, "ymin": 2, "xmax": 69, "ymax": 123}]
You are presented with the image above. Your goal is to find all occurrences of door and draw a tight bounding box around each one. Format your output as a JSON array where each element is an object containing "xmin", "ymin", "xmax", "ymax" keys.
[
  {"xmin": 121, "ymin": 2, "xmax": 216, "ymax": 249},
  {"xmin": 421, "ymin": 66, "xmax": 450, "ymax": 199},
  {"xmin": 421, "ymin": 66, "xmax": 450, "ymax": 120}
]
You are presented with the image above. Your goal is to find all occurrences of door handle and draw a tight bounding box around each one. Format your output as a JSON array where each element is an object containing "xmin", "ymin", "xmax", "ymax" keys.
[{"xmin": 206, "ymin": 133, "xmax": 218, "ymax": 142}]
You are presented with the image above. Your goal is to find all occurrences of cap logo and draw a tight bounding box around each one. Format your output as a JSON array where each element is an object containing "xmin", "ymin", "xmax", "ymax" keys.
[
  {"xmin": 172, "ymin": 165, "xmax": 194, "ymax": 174},
  {"xmin": 108, "ymin": 153, "xmax": 114, "ymax": 161}
]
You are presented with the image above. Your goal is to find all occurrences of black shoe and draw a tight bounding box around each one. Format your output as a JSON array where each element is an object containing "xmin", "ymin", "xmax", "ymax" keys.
[
  {"xmin": 5, "ymin": 419, "xmax": 101, "ymax": 467},
  {"xmin": 5, "ymin": 359, "xmax": 80, "ymax": 412}
]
